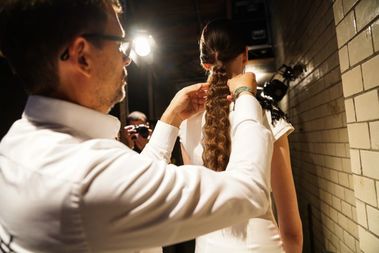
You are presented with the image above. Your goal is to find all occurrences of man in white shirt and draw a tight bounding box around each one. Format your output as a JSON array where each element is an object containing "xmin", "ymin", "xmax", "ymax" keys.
[{"xmin": 0, "ymin": 1, "xmax": 273, "ymax": 252}]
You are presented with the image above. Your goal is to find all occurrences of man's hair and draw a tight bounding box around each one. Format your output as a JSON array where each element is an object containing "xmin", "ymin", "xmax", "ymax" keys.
[
  {"xmin": 0, "ymin": 0, "xmax": 121, "ymax": 95},
  {"xmin": 126, "ymin": 111, "xmax": 148, "ymax": 125}
]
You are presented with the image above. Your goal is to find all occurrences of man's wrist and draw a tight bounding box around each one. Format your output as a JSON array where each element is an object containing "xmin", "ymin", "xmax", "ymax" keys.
[
  {"xmin": 233, "ymin": 86, "xmax": 256, "ymax": 99},
  {"xmin": 161, "ymin": 108, "xmax": 182, "ymax": 128}
]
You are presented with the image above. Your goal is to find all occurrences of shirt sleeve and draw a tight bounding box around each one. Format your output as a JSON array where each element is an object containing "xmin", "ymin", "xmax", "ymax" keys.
[
  {"xmin": 140, "ymin": 120, "xmax": 179, "ymax": 163},
  {"xmin": 265, "ymin": 109, "xmax": 294, "ymax": 141},
  {"xmin": 79, "ymin": 94, "xmax": 273, "ymax": 252}
]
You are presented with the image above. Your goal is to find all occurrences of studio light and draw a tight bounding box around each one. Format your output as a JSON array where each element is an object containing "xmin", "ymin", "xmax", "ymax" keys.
[{"xmin": 133, "ymin": 35, "xmax": 152, "ymax": 57}]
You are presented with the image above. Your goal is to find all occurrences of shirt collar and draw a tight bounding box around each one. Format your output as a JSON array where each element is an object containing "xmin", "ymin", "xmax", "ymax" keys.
[{"xmin": 23, "ymin": 95, "xmax": 121, "ymax": 139}]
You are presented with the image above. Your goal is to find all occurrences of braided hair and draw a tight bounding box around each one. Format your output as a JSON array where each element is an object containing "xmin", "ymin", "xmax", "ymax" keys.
[{"xmin": 200, "ymin": 19, "xmax": 246, "ymax": 171}]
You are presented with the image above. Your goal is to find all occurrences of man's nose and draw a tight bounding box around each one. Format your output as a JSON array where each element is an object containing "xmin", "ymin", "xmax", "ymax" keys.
[{"xmin": 123, "ymin": 55, "xmax": 132, "ymax": 67}]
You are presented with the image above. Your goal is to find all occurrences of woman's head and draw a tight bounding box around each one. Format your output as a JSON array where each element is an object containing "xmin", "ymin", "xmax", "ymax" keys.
[
  {"xmin": 199, "ymin": 19, "xmax": 247, "ymax": 76},
  {"xmin": 200, "ymin": 19, "xmax": 248, "ymax": 172}
]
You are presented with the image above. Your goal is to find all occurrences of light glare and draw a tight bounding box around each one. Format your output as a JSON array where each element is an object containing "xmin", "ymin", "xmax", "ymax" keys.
[{"xmin": 133, "ymin": 36, "xmax": 151, "ymax": 57}]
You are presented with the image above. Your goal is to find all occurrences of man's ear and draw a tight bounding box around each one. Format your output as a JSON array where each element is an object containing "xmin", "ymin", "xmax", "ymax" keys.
[
  {"xmin": 67, "ymin": 37, "xmax": 92, "ymax": 77},
  {"xmin": 201, "ymin": 63, "xmax": 212, "ymax": 70}
]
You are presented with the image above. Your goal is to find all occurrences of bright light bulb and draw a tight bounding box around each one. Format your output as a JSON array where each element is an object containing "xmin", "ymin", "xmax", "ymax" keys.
[{"xmin": 133, "ymin": 36, "xmax": 151, "ymax": 57}]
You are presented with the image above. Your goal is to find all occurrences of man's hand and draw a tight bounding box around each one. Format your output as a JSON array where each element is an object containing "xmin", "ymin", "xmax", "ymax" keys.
[
  {"xmin": 123, "ymin": 125, "xmax": 152, "ymax": 150},
  {"xmin": 227, "ymin": 72, "xmax": 257, "ymax": 101},
  {"xmin": 122, "ymin": 125, "xmax": 137, "ymax": 149},
  {"xmin": 161, "ymin": 83, "xmax": 208, "ymax": 128}
]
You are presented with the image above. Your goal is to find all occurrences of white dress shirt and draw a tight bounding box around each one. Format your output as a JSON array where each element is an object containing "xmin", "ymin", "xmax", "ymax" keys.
[{"xmin": 0, "ymin": 95, "xmax": 272, "ymax": 253}]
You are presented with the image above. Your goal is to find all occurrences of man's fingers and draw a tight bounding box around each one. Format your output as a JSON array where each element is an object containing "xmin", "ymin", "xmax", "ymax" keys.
[
  {"xmin": 184, "ymin": 82, "xmax": 208, "ymax": 94},
  {"xmin": 227, "ymin": 94, "xmax": 233, "ymax": 102}
]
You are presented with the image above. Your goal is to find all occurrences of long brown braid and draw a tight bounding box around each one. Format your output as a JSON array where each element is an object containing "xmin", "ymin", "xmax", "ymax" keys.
[{"xmin": 200, "ymin": 19, "xmax": 247, "ymax": 171}]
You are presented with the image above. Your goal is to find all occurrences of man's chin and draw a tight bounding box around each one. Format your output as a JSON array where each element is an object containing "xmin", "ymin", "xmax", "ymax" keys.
[{"xmin": 113, "ymin": 89, "xmax": 126, "ymax": 105}]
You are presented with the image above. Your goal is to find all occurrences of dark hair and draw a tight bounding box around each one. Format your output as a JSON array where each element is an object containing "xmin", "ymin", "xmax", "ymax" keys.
[
  {"xmin": 0, "ymin": 0, "xmax": 121, "ymax": 95},
  {"xmin": 200, "ymin": 19, "xmax": 247, "ymax": 172}
]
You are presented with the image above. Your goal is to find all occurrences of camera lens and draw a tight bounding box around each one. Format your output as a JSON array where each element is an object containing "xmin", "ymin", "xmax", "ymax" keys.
[{"xmin": 136, "ymin": 125, "xmax": 149, "ymax": 138}]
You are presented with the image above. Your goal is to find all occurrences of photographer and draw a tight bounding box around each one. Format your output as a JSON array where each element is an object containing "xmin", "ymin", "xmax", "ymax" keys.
[{"xmin": 123, "ymin": 111, "xmax": 151, "ymax": 153}]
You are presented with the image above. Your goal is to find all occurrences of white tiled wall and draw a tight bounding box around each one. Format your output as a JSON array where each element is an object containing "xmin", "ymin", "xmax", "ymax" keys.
[
  {"xmin": 272, "ymin": 0, "xmax": 379, "ymax": 251},
  {"xmin": 362, "ymin": 54, "xmax": 379, "ymax": 90},
  {"xmin": 333, "ymin": 0, "xmax": 379, "ymax": 251},
  {"xmin": 271, "ymin": 0, "xmax": 360, "ymax": 252}
]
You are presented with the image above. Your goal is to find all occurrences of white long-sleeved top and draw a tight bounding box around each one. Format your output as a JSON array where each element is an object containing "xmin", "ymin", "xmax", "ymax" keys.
[{"xmin": 0, "ymin": 95, "xmax": 273, "ymax": 253}]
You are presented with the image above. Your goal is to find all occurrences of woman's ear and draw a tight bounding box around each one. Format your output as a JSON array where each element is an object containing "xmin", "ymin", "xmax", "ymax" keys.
[{"xmin": 201, "ymin": 63, "xmax": 212, "ymax": 70}]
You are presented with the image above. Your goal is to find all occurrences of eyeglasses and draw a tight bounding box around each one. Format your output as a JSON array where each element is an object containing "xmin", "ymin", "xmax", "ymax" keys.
[{"xmin": 60, "ymin": 33, "xmax": 132, "ymax": 61}]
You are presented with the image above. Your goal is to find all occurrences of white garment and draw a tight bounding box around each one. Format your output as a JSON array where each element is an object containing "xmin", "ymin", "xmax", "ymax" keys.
[
  {"xmin": 179, "ymin": 106, "xmax": 294, "ymax": 253},
  {"xmin": 0, "ymin": 95, "xmax": 273, "ymax": 253}
]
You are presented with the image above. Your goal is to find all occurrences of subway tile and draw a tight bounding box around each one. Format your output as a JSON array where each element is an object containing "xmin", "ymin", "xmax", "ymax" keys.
[
  {"xmin": 345, "ymin": 188, "xmax": 357, "ymax": 206},
  {"xmin": 334, "ymin": 0, "xmax": 344, "ymax": 25},
  {"xmin": 339, "ymin": 128, "xmax": 350, "ymax": 142},
  {"xmin": 346, "ymin": 212, "xmax": 359, "ymax": 237},
  {"xmin": 350, "ymin": 149, "xmax": 361, "ymax": 174},
  {"xmin": 355, "ymin": 240, "xmax": 361, "ymax": 253},
  {"xmin": 369, "ymin": 121, "xmax": 379, "ymax": 149},
  {"xmin": 349, "ymin": 174, "xmax": 354, "ymax": 189},
  {"xmin": 336, "ymin": 143, "xmax": 347, "ymax": 157},
  {"xmin": 355, "ymin": 0, "xmax": 379, "ymax": 31},
  {"xmin": 354, "ymin": 90, "xmax": 379, "ymax": 121},
  {"xmin": 342, "ymin": 200, "xmax": 353, "ymax": 218},
  {"xmin": 330, "ymin": 206, "xmax": 339, "ymax": 221},
  {"xmin": 336, "ymin": 11, "xmax": 357, "ymax": 47},
  {"xmin": 325, "ymin": 67, "xmax": 342, "ymax": 88},
  {"xmin": 335, "ymin": 183, "xmax": 346, "ymax": 199},
  {"xmin": 344, "ymin": 98, "xmax": 356, "ymax": 122},
  {"xmin": 327, "ymin": 52, "xmax": 341, "ymax": 75},
  {"xmin": 341, "ymin": 65, "xmax": 363, "ymax": 97},
  {"xmin": 347, "ymin": 122, "xmax": 371, "ymax": 148},
  {"xmin": 339, "ymin": 171, "xmax": 350, "ymax": 187},
  {"xmin": 346, "ymin": 143, "xmax": 351, "ymax": 157},
  {"xmin": 352, "ymin": 206, "xmax": 358, "ymax": 223},
  {"xmin": 367, "ymin": 205, "xmax": 379, "ymax": 235},
  {"xmin": 353, "ymin": 175, "xmax": 377, "ymax": 206},
  {"xmin": 348, "ymin": 27, "xmax": 374, "ymax": 65},
  {"xmin": 327, "ymin": 143, "xmax": 337, "ymax": 156},
  {"xmin": 342, "ymin": 158, "xmax": 352, "ymax": 173},
  {"xmin": 343, "ymin": 229, "xmax": 356, "ymax": 251},
  {"xmin": 362, "ymin": 53, "xmax": 379, "ymax": 90},
  {"xmin": 373, "ymin": 19, "xmax": 379, "ymax": 52},
  {"xmin": 333, "ymin": 195, "xmax": 342, "ymax": 210},
  {"xmin": 340, "ymin": 242, "xmax": 355, "ymax": 253},
  {"xmin": 359, "ymin": 226, "xmax": 379, "ymax": 253},
  {"xmin": 356, "ymin": 200, "xmax": 368, "ymax": 227},
  {"xmin": 361, "ymin": 150, "xmax": 379, "ymax": 179},
  {"xmin": 339, "ymin": 45, "xmax": 350, "ymax": 72},
  {"xmin": 331, "ymin": 168, "xmax": 340, "ymax": 183},
  {"xmin": 343, "ymin": 0, "xmax": 358, "ymax": 13},
  {"xmin": 338, "ymin": 209, "xmax": 349, "ymax": 228}
]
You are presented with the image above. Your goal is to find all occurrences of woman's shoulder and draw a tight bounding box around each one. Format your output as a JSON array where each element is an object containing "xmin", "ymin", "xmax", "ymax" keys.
[
  {"xmin": 257, "ymin": 96, "xmax": 294, "ymax": 141},
  {"xmin": 264, "ymin": 110, "xmax": 294, "ymax": 141}
]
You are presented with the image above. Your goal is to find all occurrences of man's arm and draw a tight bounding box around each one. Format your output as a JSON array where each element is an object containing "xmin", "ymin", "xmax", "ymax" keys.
[{"xmin": 79, "ymin": 94, "xmax": 272, "ymax": 251}]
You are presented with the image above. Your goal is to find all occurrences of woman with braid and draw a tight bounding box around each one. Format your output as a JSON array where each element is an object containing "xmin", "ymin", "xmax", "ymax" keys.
[{"xmin": 179, "ymin": 19, "xmax": 303, "ymax": 253}]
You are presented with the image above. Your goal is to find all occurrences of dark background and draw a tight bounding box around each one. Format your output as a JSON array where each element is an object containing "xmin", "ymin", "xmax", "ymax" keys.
[{"xmin": 0, "ymin": 0, "xmax": 275, "ymax": 137}]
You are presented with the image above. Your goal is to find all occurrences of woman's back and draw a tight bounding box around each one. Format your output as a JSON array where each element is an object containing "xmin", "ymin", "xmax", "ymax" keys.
[{"xmin": 179, "ymin": 108, "xmax": 293, "ymax": 253}]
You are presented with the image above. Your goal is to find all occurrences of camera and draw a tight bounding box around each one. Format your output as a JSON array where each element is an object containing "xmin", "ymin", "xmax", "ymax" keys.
[
  {"xmin": 257, "ymin": 64, "xmax": 305, "ymax": 103},
  {"xmin": 131, "ymin": 124, "xmax": 150, "ymax": 139}
]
